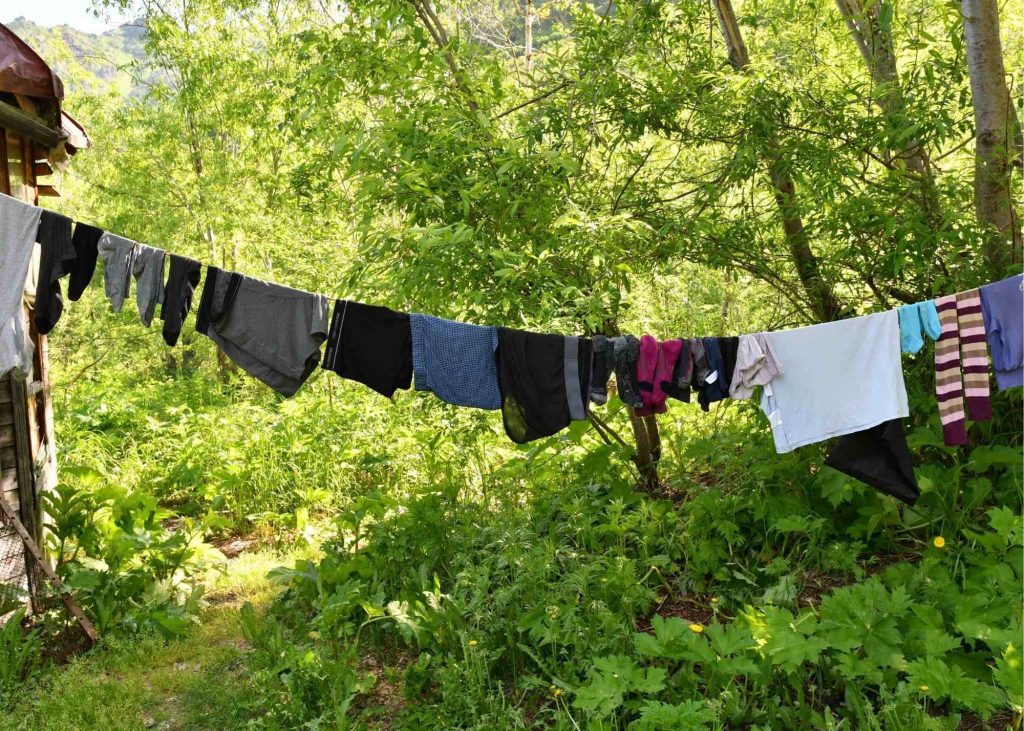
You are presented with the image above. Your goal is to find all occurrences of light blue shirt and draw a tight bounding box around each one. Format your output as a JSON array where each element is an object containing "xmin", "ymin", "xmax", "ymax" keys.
[{"xmin": 760, "ymin": 310, "xmax": 909, "ymax": 453}]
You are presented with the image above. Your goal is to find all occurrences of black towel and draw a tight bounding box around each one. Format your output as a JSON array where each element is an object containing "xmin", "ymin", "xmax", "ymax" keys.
[
  {"xmin": 34, "ymin": 210, "xmax": 76, "ymax": 334},
  {"xmin": 160, "ymin": 254, "xmax": 202, "ymax": 346},
  {"xmin": 824, "ymin": 419, "xmax": 919, "ymax": 505},
  {"xmin": 67, "ymin": 222, "xmax": 104, "ymax": 301},
  {"xmin": 321, "ymin": 300, "xmax": 413, "ymax": 398},
  {"xmin": 496, "ymin": 328, "xmax": 592, "ymax": 444}
]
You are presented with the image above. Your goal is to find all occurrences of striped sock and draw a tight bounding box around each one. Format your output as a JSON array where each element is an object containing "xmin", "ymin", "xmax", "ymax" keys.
[
  {"xmin": 956, "ymin": 289, "xmax": 991, "ymax": 421},
  {"xmin": 935, "ymin": 295, "xmax": 968, "ymax": 445}
]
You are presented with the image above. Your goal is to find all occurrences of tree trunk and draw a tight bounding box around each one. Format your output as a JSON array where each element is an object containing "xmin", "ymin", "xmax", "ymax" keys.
[
  {"xmin": 713, "ymin": 0, "xmax": 844, "ymax": 322},
  {"xmin": 834, "ymin": 0, "xmax": 942, "ymax": 229},
  {"xmin": 961, "ymin": 0, "xmax": 1023, "ymax": 268},
  {"xmin": 627, "ymin": 406, "xmax": 659, "ymax": 492},
  {"xmin": 525, "ymin": 0, "xmax": 534, "ymax": 73}
]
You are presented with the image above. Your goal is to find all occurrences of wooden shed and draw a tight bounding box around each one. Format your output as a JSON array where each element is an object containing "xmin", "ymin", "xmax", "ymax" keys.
[{"xmin": 0, "ymin": 22, "xmax": 89, "ymax": 611}]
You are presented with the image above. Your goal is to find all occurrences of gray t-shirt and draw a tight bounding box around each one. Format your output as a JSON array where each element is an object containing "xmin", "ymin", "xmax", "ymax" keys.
[
  {"xmin": 198, "ymin": 268, "xmax": 329, "ymax": 397},
  {"xmin": 0, "ymin": 194, "xmax": 41, "ymax": 377},
  {"xmin": 132, "ymin": 244, "xmax": 166, "ymax": 326},
  {"xmin": 97, "ymin": 233, "xmax": 138, "ymax": 313}
]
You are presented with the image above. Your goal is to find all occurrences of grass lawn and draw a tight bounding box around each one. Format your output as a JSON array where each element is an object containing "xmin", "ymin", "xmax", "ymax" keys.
[{"xmin": 1, "ymin": 545, "xmax": 305, "ymax": 731}]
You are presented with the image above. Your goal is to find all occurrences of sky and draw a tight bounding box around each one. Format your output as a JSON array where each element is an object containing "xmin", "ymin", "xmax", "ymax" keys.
[{"xmin": 0, "ymin": 0, "xmax": 135, "ymax": 34}]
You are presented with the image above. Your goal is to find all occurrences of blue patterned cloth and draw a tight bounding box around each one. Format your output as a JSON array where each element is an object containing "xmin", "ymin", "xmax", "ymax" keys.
[{"xmin": 411, "ymin": 314, "xmax": 501, "ymax": 410}]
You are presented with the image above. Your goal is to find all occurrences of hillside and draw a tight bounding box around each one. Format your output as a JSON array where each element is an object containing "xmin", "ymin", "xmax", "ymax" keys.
[{"xmin": 5, "ymin": 16, "xmax": 151, "ymax": 97}]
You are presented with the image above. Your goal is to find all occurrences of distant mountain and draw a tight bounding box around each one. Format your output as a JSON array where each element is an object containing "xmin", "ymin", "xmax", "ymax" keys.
[{"xmin": 5, "ymin": 16, "xmax": 154, "ymax": 98}]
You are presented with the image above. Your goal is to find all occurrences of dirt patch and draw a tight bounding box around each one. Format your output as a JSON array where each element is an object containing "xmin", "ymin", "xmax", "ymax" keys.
[
  {"xmin": 213, "ymin": 535, "xmax": 260, "ymax": 559},
  {"xmin": 33, "ymin": 619, "xmax": 94, "ymax": 666},
  {"xmin": 352, "ymin": 643, "xmax": 417, "ymax": 728},
  {"xmin": 958, "ymin": 710, "xmax": 1015, "ymax": 730},
  {"xmin": 639, "ymin": 592, "xmax": 717, "ymax": 631}
]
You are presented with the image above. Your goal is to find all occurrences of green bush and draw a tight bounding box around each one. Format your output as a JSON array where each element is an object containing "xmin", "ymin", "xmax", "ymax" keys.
[{"xmin": 42, "ymin": 466, "xmax": 227, "ymax": 638}]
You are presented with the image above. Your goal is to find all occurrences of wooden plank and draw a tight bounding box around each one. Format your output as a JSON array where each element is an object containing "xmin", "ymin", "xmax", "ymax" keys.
[
  {"xmin": 10, "ymin": 375, "xmax": 36, "ymax": 544},
  {"xmin": 0, "ymin": 468, "xmax": 15, "ymax": 493},
  {"xmin": 37, "ymin": 185, "xmax": 60, "ymax": 198},
  {"xmin": 0, "ymin": 380, "xmax": 12, "ymax": 404},
  {"xmin": 0, "ymin": 409, "xmax": 12, "ymax": 428},
  {"xmin": 0, "ymin": 499, "xmax": 98, "ymax": 642},
  {"xmin": 0, "ymin": 104, "xmax": 63, "ymax": 149},
  {"xmin": 25, "ymin": 381, "xmax": 42, "ymax": 398},
  {"xmin": 33, "ymin": 161, "xmax": 52, "ymax": 177},
  {"xmin": 0, "ymin": 424, "xmax": 13, "ymax": 449},
  {"xmin": 0, "ymin": 447, "xmax": 14, "ymax": 470},
  {"xmin": 0, "ymin": 487, "xmax": 19, "ymax": 514}
]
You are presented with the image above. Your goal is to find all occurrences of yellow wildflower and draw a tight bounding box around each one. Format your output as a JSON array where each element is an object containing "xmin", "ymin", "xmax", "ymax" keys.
[
  {"xmin": 689, "ymin": 623, "xmax": 704, "ymax": 634},
  {"xmin": 468, "ymin": 639, "xmax": 478, "ymax": 647},
  {"xmin": 920, "ymin": 685, "xmax": 929, "ymax": 692},
  {"xmin": 933, "ymin": 536, "xmax": 946, "ymax": 549},
  {"xmin": 553, "ymin": 688, "xmax": 563, "ymax": 698}
]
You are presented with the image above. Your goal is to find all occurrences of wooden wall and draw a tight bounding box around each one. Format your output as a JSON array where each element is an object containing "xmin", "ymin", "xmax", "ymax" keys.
[{"xmin": 0, "ymin": 123, "xmax": 59, "ymax": 611}]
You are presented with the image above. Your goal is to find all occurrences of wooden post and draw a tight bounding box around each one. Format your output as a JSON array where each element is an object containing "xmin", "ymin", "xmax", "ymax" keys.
[{"xmin": 0, "ymin": 497, "xmax": 98, "ymax": 643}]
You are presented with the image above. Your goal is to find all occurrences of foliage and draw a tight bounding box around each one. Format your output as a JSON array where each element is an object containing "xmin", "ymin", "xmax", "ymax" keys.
[
  {"xmin": 4, "ymin": 0, "xmax": 1022, "ymax": 728},
  {"xmin": 0, "ymin": 610, "xmax": 40, "ymax": 710},
  {"xmin": 238, "ymin": 420, "xmax": 1022, "ymax": 728},
  {"xmin": 42, "ymin": 467, "xmax": 226, "ymax": 637}
]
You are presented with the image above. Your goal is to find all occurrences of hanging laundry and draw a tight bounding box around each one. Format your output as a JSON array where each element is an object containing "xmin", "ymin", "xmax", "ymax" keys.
[
  {"xmin": 979, "ymin": 274, "xmax": 1023, "ymax": 391},
  {"xmin": 697, "ymin": 337, "xmax": 729, "ymax": 411},
  {"xmin": 934, "ymin": 291, "xmax": 991, "ymax": 445},
  {"xmin": 496, "ymin": 329, "xmax": 592, "ymax": 443},
  {"xmin": 590, "ymin": 335, "xmax": 613, "ymax": 405},
  {"xmin": 636, "ymin": 336, "xmax": 682, "ymax": 416},
  {"xmin": 760, "ymin": 311, "xmax": 908, "ymax": 453},
  {"xmin": 897, "ymin": 301, "xmax": 941, "ymax": 354},
  {"xmin": 0, "ymin": 194, "xmax": 42, "ymax": 378},
  {"xmin": 160, "ymin": 254, "xmax": 201, "ymax": 347},
  {"xmin": 195, "ymin": 266, "xmax": 329, "ymax": 397},
  {"xmin": 729, "ymin": 333, "xmax": 782, "ymax": 399},
  {"xmin": 717, "ymin": 336, "xmax": 740, "ymax": 388},
  {"xmin": 67, "ymin": 222, "xmax": 103, "ymax": 302},
  {"xmin": 34, "ymin": 209, "xmax": 76, "ymax": 335},
  {"xmin": 663, "ymin": 338, "xmax": 693, "ymax": 403},
  {"xmin": 612, "ymin": 334, "xmax": 643, "ymax": 408},
  {"xmin": 132, "ymin": 244, "xmax": 166, "ymax": 327},
  {"xmin": 410, "ymin": 314, "xmax": 501, "ymax": 409},
  {"xmin": 97, "ymin": 233, "xmax": 138, "ymax": 313},
  {"xmin": 689, "ymin": 338, "xmax": 711, "ymax": 390},
  {"xmin": 322, "ymin": 300, "xmax": 413, "ymax": 398},
  {"xmin": 824, "ymin": 419, "xmax": 919, "ymax": 505}
]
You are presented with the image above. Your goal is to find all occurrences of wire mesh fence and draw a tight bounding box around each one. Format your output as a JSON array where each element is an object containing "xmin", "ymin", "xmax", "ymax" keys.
[{"xmin": 0, "ymin": 503, "xmax": 33, "ymax": 620}]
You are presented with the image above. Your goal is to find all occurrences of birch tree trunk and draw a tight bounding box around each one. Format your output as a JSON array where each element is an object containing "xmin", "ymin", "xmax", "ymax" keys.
[
  {"xmin": 834, "ymin": 0, "xmax": 941, "ymax": 230},
  {"xmin": 713, "ymin": 0, "xmax": 844, "ymax": 322},
  {"xmin": 960, "ymin": 0, "xmax": 1023, "ymax": 267}
]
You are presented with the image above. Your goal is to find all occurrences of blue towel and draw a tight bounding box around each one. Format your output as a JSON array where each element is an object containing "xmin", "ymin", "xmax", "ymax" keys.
[
  {"xmin": 980, "ymin": 274, "xmax": 1024, "ymax": 391},
  {"xmin": 411, "ymin": 314, "xmax": 501, "ymax": 409},
  {"xmin": 897, "ymin": 301, "xmax": 941, "ymax": 354}
]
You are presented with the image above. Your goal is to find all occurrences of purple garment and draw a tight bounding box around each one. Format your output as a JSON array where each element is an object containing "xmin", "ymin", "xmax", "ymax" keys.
[
  {"xmin": 980, "ymin": 274, "xmax": 1023, "ymax": 391},
  {"xmin": 635, "ymin": 336, "xmax": 682, "ymax": 416}
]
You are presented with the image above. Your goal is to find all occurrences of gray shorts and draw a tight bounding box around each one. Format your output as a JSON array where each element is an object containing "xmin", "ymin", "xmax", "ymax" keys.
[{"xmin": 195, "ymin": 267, "xmax": 328, "ymax": 397}]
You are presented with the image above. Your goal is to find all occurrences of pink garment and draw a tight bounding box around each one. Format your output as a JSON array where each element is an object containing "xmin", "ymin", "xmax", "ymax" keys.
[{"xmin": 636, "ymin": 336, "xmax": 683, "ymax": 416}]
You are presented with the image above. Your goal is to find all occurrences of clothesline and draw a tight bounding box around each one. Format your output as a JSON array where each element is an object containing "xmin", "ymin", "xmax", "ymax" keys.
[{"xmin": 1, "ymin": 191, "xmax": 1021, "ymax": 509}]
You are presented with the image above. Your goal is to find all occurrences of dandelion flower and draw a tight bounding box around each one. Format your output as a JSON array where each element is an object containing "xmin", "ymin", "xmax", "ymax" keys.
[
  {"xmin": 933, "ymin": 536, "xmax": 945, "ymax": 549},
  {"xmin": 468, "ymin": 639, "xmax": 478, "ymax": 647},
  {"xmin": 553, "ymin": 688, "xmax": 563, "ymax": 698},
  {"xmin": 689, "ymin": 623, "xmax": 704, "ymax": 634},
  {"xmin": 920, "ymin": 685, "xmax": 929, "ymax": 692}
]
